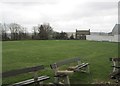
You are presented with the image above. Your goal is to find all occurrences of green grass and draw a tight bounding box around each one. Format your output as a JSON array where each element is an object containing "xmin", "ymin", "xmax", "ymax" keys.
[{"xmin": 2, "ymin": 40, "xmax": 118, "ymax": 84}]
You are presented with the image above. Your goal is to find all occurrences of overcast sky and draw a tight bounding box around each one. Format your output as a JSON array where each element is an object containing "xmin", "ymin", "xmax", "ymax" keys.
[{"xmin": 0, "ymin": 0, "xmax": 119, "ymax": 32}]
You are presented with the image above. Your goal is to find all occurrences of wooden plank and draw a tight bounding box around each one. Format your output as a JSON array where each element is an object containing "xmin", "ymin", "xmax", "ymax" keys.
[
  {"xmin": 76, "ymin": 63, "xmax": 89, "ymax": 69},
  {"xmin": 112, "ymin": 66, "xmax": 120, "ymax": 68},
  {"xmin": 110, "ymin": 58, "xmax": 120, "ymax": 61},
  {"xmin": 2, "ymin": 65, "xmax": 44, "ymax": 78},
  {"xmin": 11, "ymin": 76, "xmax": 50, "ymax": 86},
  {"xmin": 57, "ymin": 70, "xmax": 74, "ymax": 75},
  {"xmin": 68, "ymin": 63, "xmax": 89, "ymax": 72},
  {"xmin": 50, "ymin": 57, "xmax": 80, "ymax": 69}
]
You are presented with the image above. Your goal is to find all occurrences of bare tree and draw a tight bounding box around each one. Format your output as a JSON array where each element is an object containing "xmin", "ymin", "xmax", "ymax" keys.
[
  {"xmin": 19, "ymin": 27, "xmax": 27, "ymax": 40},
  {"xmin": 32, "ymin": 26, "xmax": 38, "ymax": 40},
  {"xmin": 38, "ymin": 23, "xmax": 53, "ymax": 40},
  {"xmin": 9, "ymin": 23, "xmax": 22, "ymax": 40},
  {"xmin": 1, "ymin": 23, "xmax": 9, "ymax": 41}
]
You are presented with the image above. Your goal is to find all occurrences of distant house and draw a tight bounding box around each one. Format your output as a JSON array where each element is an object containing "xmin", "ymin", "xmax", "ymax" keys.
[
  {"xmin": 86, "ymin": 24, "xmax": 120, "ymax": 42},
  {"xmin": 76, "ymin": 29, "xmax": 90, "ymax": 40}
]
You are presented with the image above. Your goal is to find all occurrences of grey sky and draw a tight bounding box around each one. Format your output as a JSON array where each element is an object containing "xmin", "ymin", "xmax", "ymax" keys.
[{"xmin": 0, "ymin": 0, "xmax": 119, "ymax": 32}]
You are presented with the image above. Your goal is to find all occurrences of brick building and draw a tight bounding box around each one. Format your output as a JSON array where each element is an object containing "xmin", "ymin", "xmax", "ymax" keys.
[{"xmin": 76, "ymin": 29, "xmax": 90, "ymax": 40}]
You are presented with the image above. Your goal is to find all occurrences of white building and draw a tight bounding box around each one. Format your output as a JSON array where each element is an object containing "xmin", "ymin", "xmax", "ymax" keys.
[{"xmin": 86, "ymin": 24, "xmax": 120, "ymax": 42}]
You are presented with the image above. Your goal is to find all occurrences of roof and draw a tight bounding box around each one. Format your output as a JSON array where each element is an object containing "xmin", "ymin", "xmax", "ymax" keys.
[
  {"xmin": 112, "ymin": 24, "xmax": 120, "ymax": 35},
  {"xmin": 76, "ymin": 29, "xmax": 90, "ymax": 32}
]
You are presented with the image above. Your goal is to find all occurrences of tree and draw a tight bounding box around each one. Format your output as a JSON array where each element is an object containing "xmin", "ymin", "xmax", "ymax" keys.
[
  {"xmin": 70, "ymin": 34, "xmax": 74, "ymax": 39},
  {"xmin": 1, "ymin": 23, "xmax": 9, "ymax": 41},
  {"xmin": 19, "ymin": 27, "xmax": 27, "ymax": 40},
  {"xmin": 9, "ymin": 23, "xmax": 19, "ymax": 40},
  {"xmin": 32, "ymin": 26, "xmax": 39, "ymax": 40},
  {"xmin": 38, "ymin": 23, "xmax": 53, "ymax": 40},
  {"xmin": 9, "ymin": 23, "xmax": 26, "ymax": 40},
  {"xmin": 59, "ymin": 31, "xmax": 68, "ymax": 40},
  {"xmin": 52, "ymin": 32, "xmax": 60, "ymax": 39}
]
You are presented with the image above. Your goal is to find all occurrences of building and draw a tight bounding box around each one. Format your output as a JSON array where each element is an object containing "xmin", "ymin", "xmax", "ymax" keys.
[
  {"xmin": 86, "ymin": 24, "xmax": 120, "ymax": 42},
  {"xmin": 76, "ymin": 29, "xmax": 90, "ymax": 40},
  {"xmin": 111, "ymin": 24, "xmax": 120, "ymax": 35}
]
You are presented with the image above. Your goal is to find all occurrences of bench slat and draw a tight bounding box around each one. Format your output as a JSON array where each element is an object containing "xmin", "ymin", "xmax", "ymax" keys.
[
  {"xmin": 76, "ymin": 63, "xmax": 89, "ymax": 69},
  {"xmin": 11, "ymin": 76, "xmax": 50, "ymax": 86},
  {"xmin": 2, "ymin": 65, "xmax": 44, "ymax": 78},
  {"xmin": 50, "ymin": 57, "xmax": 80, "ymax": 69},
  {"xmin": 68, "ymin": 63, "xmax": 89, "ymax": 71}
]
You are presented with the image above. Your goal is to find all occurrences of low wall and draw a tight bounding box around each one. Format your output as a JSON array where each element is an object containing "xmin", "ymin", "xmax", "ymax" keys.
[{"xmin": 86, "ymin": 35, "xmax": 120, "ymax": 42}]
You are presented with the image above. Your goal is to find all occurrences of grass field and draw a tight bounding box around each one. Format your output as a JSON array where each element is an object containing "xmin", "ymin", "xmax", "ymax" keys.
[{"xmin": 2, "ymin": 40, "xmax": 118, "ymax": 84}]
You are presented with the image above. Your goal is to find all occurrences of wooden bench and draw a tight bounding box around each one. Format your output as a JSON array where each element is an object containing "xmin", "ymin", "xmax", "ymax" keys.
[
  {"xmin": 2, "ymin": 65, "xmax": 50, "ymax": 86},
  {"xmin": 109, "ymin": 58, "xmax": 120, "ymax": 81},
  {"xmin": 50, "ymin": 57, "xmax": 90, "ymax": 85}
]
